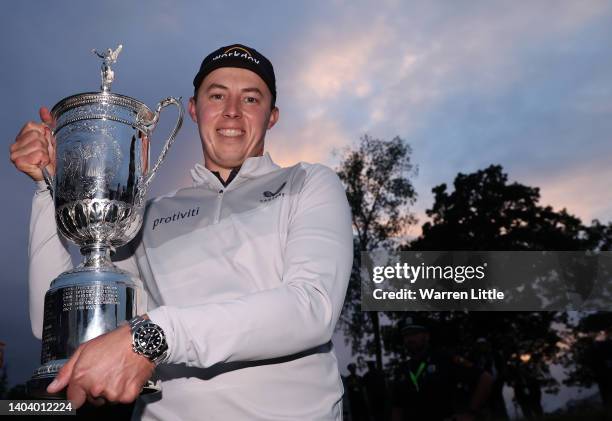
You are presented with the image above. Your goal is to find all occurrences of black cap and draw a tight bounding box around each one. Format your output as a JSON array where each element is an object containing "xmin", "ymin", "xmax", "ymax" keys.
[
  {"xmin": 193, "ymin": 44, "xmax": 276, "ymax": 107},
  {"xmin": 401, "ymin": 316, "xmax": 429, "ymax": 335}
]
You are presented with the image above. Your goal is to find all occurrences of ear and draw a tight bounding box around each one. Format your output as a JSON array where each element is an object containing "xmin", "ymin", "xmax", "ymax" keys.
[
  {"xmin": 188, "ymin": 97, "xmax": 198, "ymax": 123},
  {"xmin": 267, "ymin": 106, "xmax": 279, "ymax": 130}
]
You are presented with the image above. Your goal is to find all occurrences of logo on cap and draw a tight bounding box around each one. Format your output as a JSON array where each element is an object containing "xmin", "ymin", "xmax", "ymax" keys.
[{"xmin": 212, "ymin": 46, "xmax": 260, "ymax": 65}]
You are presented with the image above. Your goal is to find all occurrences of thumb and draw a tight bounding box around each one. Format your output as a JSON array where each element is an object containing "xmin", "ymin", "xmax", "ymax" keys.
[
  {"xmin": 39, "ymin": 106, "xmax": 56, "ymax": 129},
  {"xmin": 47, "ymin": 346, "xmax": 82, "ymax": 393}
]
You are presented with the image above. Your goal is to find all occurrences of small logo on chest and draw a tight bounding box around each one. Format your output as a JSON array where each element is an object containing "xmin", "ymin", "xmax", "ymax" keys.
[
  {"xmin": 260, "ymin": 181, "xmax": 286, "ymax": 203},
  {"xmin": 152, "ymin": 207, "xmax": 200, "ymax": 230}
]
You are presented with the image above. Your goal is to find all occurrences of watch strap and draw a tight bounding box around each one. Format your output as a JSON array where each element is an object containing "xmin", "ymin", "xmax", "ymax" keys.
[{"xmin": 128, "ymin": 315, "xmax": 148, "ymax": 331}]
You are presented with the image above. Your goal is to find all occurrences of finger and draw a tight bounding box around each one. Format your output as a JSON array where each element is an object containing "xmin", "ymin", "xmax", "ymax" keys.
[
  {"xmin": 11, "ymin": 150, "xmax": 50, "ymax": 175},
  {"xmin": 10, "ymin": 131, "xmax": 48, "ymax": 155},
  {"xmin": 87, "ymin": 395, "xmax": 107, "ymax": 407},
  {"xmin": 12, "ymin": 157, "xmax": 50, "ymax": 179},
  {"xmin": 118, "ymin": 383, "xmax": 142, "ymax": 404},
  {"xmin": 67, "ymin": 383, "xmax": 87, "ymax": 409},
  {"xmin": 39, "ymin": 107, "xmax": 56, "ymax": 128},
  {"xmin": 103, "ymin": 377, "xmax": 124, "ymax": 403},
  {"xmin": 11, "ymin": 131, "xmax": 49, "ymax": 154},
  {"xmin": 17, "ymin": 121, "xmax": 46, "ymax": 138},
  {"xmin": 47, "ymin": 347, "xmax": 82, "ymax": 394},
  {"xmin": 10, "ymin": 143, "xmax": 50, "ymax": 164}
]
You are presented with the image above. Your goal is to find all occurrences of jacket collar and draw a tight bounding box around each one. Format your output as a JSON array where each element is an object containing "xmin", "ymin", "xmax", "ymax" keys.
[{"xmin": 191, "ymin": 152, "xmax": 281, "ymax": 188}]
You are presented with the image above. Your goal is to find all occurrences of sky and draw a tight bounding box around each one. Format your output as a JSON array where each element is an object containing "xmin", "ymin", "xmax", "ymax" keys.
[{"xmin": 1, "ymin": 0, "xmax": 611, "ymax": 411}]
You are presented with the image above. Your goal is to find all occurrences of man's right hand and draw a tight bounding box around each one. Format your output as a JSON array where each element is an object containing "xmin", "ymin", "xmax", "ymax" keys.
[{"xmin": 10, "ymin": 107, "xmax": 56, "ymax": 182}]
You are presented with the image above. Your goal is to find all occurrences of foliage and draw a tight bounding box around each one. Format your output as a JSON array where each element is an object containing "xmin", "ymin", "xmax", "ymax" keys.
[
  {"xmin": 336, "ymin": 141, "xmax": 612, "ymax": 395},
  {"xmin": 336, "ymin": 135, "xmax": 418, "ymax": 367},
  {"xmin": 389, "ymin": 165, "xmax": 603, "ymax": 390}
]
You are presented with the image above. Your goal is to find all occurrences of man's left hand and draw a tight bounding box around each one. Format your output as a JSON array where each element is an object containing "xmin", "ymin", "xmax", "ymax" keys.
[{"xmin": 47, "ymin": 324, "xmax": 155, "ymax": 408}]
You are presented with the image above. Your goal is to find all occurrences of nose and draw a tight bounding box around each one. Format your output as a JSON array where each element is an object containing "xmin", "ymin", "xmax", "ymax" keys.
[{"xmin": 223, "ymin": 96, "xmax": 242, "ymax": 119}]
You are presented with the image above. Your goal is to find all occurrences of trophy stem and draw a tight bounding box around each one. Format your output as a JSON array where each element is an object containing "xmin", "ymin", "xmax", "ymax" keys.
[{"xmin": 79, "ymin": 245, "xmax": 113, "ymax": 269}]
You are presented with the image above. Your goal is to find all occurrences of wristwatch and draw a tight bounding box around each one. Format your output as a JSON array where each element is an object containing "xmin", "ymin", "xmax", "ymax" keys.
[{"xmin": 128, "ymin": 315, "xmax": 168, "ymax": 365}]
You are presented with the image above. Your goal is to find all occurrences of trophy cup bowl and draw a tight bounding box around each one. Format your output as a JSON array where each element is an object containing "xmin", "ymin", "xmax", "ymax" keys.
[{"xmin": 27, "ymin": 46, "xmax": 183, "ymax": 398}]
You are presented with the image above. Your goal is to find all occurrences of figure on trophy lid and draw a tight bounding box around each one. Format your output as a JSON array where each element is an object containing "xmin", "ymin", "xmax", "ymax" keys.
[{"xmin": 92, "ymin": 44, "xmax": 123, "ymax": 92}]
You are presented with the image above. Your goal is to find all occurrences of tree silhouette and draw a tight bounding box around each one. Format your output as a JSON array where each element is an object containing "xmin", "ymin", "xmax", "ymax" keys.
[
  {"xmin": 336, "ymin": 135, "xmax": 417, "ymax": 370},
  {"xmin": 385, "ymin": 165, "xmax": 602, "ymax": 390},
  {"xmin": 413, "ymin": 165, "xmax": 586, "ymax": 251},
  {"xmin": 335, "ymin": 142, "xmax": 611, "ymax": 410},
  {"xmin": 561, "ymin": 223, "xmax": 612, "ymax": 392}
]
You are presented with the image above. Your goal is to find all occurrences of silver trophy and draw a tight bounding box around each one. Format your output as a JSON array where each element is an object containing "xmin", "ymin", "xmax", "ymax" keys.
[{"xmin": 27, "ymin": 45, "xmax": 184, "ymax": 398}]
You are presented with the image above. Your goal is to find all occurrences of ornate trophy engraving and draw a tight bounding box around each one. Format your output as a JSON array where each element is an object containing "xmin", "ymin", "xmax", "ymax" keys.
[{"xmin": 27, "ymin": 45, "xmax": 184, "ymax": 398}]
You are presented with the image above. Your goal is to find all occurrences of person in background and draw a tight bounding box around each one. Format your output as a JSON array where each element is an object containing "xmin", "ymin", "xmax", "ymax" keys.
[
  {"xmin": 391, "ymin": 317, "xmax": 493, "ymax": 421},
  {"xmin": 346, "ymin": 362, "xmax": 369, "ymax": 421},
  {"xmin": 469, "ymin": 337, "xmax": 509, "ymax": 420},
  {"xmin": 587, "ymin": 328, "xmax": 612, "ymax": 417},
  {"xmin": 363, "ymin": 360, "xmax": 388, "ymax": 420},
  {"xmin": 509, "ymin": 356, "xmax": 543, "ymax": 420}
]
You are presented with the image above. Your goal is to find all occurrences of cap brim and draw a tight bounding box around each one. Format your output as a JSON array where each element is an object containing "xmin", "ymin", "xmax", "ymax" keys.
[
  {"xmin": 193, "ymin": 58, "xmax": 273, "ymax": 94},
  {"xmin": 401, "ymin": 325, "xmax": 428, "ymax": 334}
]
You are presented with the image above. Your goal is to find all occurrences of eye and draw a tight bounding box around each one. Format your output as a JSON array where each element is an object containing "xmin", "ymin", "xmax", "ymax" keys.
[
  {"xmin": 210, "ymin": 93, "xmax": 224, "ymax": 101},
  {"xmin": 244, "ymin": 96, "xmax": 258, "ymax": 104}
]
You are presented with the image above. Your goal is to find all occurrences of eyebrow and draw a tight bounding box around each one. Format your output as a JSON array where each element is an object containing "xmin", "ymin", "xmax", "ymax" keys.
[
  {"xmin": 205, "ymin": 83, "xmax": 263, "ymax": 96},
  {"xmin": 206, "ymin": 83, "xmax": 228, "ymax": 92},
  {"xmin": 241, "ymin": 87, "xmax": 263, "ymax": 96}
]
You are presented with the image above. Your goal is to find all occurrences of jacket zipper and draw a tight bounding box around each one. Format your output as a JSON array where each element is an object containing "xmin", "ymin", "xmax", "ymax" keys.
[{"xmin": 214, "ymin": 189, "xmax": 224, "ymax": 224}]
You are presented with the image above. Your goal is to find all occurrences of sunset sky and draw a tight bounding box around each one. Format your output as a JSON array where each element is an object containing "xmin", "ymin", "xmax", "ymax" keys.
[{"xmin": 1, "ymin": 1, "xmax": 611, "ymax": 409}]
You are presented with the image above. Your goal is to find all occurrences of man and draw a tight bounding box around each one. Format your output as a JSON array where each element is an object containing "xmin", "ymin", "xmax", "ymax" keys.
[
  {"xmin": 588, "ymin": 329, "xmax": 612, "ymax": 417},
  {"xmin": 391, "ymin": 317, "xmax": 493, "ymax": 421},
  {"xmin": 509, "ymin": 356, "xmax": 543, "ymax": 421},
  {"xmin": 469, "ymin": 338, "xmax": 509, "ymax": 420},
  {"xmin": 10, "ymin": 44, "xmax": 353, "ymax": 420},
  {"xmin": 362, "ymin": 360, "xmax": 387, "ymax": 420},
  {"xmin": 345, "ymin": 363, "xmax": 368, "ymax": 421}
]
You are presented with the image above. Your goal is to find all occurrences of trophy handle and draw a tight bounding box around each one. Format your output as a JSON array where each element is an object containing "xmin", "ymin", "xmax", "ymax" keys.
[
  {"xmin": 41, "ymin": 165, "xmax": 55, "ymax": 199},
  {"xmin": 41, "ymin": 121, "xmax": 56, "ymax": 198},
  {"xmin": 143, "ymin": 97, "xmax": 184, "ymax": 189}
]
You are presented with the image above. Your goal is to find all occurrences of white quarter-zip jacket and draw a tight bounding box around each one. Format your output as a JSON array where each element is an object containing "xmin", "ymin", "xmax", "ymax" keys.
[{"xmin": 28, "ymin": 153, "xmax": 353, "ymax": 420}]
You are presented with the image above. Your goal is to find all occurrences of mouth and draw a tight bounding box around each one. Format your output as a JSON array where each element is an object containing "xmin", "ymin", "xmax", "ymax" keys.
[{"xmin": 216, "ymin": 128, "xmax": 245, "ymax": 138}]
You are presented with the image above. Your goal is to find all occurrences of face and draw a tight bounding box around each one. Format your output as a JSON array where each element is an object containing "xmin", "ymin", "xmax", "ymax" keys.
[
  {"xmin": 403, "ymin": 331, "xmax": 430, "ymax": 357},
  {"xmin": 189, "ymin": 67, "xmax": 279, "ymax": 173}
]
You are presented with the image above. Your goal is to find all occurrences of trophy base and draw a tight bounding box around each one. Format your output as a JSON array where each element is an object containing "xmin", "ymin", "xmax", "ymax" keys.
[
  {"xmin": 27, "ymin": 377, "xmax": 64, "ymax": 399},
  {"xmin": 27, "ymin": 359, "xmax": 67, "ymax": 399},
  {"xmin": 27, "ymin": 359, "xmax": 161, "ymax": 399},
  {"xmin": 29, "ymin": 254, "xmax": 161, "ymax": 400}
]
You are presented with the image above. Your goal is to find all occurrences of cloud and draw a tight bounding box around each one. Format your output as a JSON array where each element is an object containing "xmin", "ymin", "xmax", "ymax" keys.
[
  {"xmin": 271, "ymin": 1, "xmax": 610, "ymax": 161},
  {"xmin": 292, "ymin": 18, "xmax": 392, "ymax": 101},
  {"xmin": 266, "ymin": 112, "xmax": 351, "ymax": 168},
  {"xmin": 529, "ymin": 159, "xmax": 612, "ymax": 223},
  {"xmin": 267, "ymin": 1, "xmax": 612, "ymax": 229}
]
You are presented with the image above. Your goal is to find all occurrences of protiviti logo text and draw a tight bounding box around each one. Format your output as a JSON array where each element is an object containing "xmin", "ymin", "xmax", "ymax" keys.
[{"xmin": 152, "ymin": 207, "xmax": 200, "ymax": 230}]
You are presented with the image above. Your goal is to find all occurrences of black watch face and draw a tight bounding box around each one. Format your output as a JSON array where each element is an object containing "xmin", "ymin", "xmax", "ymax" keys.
[{"xmin": 135, "ymin": 324, "xmax": 165, "ymax": 356}]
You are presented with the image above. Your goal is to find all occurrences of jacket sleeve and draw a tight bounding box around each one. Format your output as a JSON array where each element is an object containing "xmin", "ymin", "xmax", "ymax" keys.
[
  {"xmin": 28, "ymin": 182, "xmax": 145, "ymax": 339},
  {"xmin": 147, "ymin": 165, "xmax": 354, "ymax": 367},
  {"xmin": 28, "ymin": 183, "xmax": 73, "ymax": 339}
]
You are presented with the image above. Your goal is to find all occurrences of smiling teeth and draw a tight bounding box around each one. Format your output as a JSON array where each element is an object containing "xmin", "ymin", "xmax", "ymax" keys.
[{"xmin": 217, "ymin": 129, "xmax": 244, "ymax": 137}]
